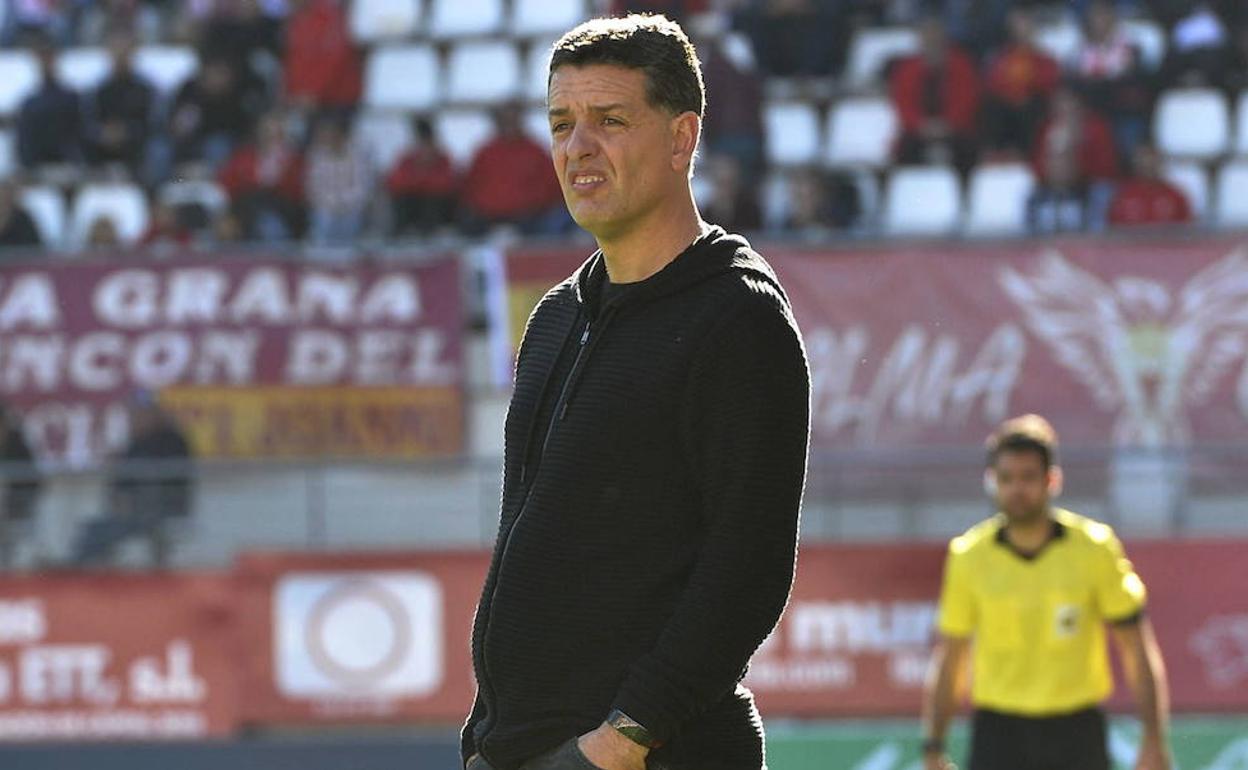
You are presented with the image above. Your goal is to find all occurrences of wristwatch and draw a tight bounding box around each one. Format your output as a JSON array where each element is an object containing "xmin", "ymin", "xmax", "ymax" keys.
[
  {"xmin": 921, "ymin": 737, "xmax": 946, "ymax": 754},
  {"xmin": 607, "ymin": 709, "xmax": 664, "ymax": 749}
]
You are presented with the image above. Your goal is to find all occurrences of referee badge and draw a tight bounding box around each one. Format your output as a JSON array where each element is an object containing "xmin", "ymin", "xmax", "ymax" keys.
[{"xmin": 1054, "ymin": 604, "xmax": 1082, "ymax": 639}]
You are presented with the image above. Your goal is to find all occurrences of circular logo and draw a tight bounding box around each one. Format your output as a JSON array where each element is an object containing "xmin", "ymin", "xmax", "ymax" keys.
[{"xmin": 304, "ymin": 579, "xmax": 413, "ymax": 688}]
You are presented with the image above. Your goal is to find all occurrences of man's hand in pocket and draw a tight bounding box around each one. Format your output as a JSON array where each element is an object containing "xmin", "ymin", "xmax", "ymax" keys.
[{"xmin": 577, "ymin": 723, "xmax": 649, "ymax": 770}]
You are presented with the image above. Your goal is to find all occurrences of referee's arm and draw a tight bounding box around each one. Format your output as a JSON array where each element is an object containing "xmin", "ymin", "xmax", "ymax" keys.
[
  {"xmin": 921, "ymin": 633, "xmax": 971, "ymax": 769},
  {"xmin": 1110, "ymin": 616, "xmax": 1172, "ymax": 770}
]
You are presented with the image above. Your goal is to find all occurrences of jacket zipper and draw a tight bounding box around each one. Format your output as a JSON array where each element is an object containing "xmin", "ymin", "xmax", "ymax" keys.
[{"xmin": 478, "ymin": 307, "xmax": 614, "ymax": 763}]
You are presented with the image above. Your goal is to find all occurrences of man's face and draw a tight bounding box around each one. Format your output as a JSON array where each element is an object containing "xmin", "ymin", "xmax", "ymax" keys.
[
  {"xmin": 990, "ymin": 450, "xmax": 1053, "ymax": 524},
  {"xmin": 547, "ymin": 64, "xmax": 692, "ymax": 241}
]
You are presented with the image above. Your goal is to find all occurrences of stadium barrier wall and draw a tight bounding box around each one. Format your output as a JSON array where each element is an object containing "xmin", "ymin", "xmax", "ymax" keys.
[{"xmin": 0, "ymin": 542, "xmax": 1243, "ymax": 742}]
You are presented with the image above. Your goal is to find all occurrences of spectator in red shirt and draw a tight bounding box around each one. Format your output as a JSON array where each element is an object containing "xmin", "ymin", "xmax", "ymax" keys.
[
  {"xmin": 1108, "ymin": 144, "xmax": 1193, "ymax": 227},
  {"xmin": 218, "ymin": 111, "xmax": 305, "ymax": 241},
  {"xmin": 1032, "ymin": 85, "xmax": 1119, "ymax": 231},
  {"xmin": 1032, "ymin": 84, "xmax": 1118, "ymax": 184},
  {"xmin": 1070, "ymin": 1, "xmax": 1153, "ymax": 160},
  {"xmin": 386, "ymin": 116, "xmax": 457, "ymax": 237},
  {"xmin": 138, "ymin": 202, "xmax": 194, "ymax": 254},
  {"xmin": 983, "ymin": 8, "xmax": 1060, "ymax": 158},
  {"xmin": 460, "ymin": 104, "xmax": 567, "ymax": 235},
  {"xmin": 283, "ymin": 0, "xmax": 363, "ymax": 117},
  {"xmin": 891, "ymin": 17, "xmax": 981, "ymax": 175}
]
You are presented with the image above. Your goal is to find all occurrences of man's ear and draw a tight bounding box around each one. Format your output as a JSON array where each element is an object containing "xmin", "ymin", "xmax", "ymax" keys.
[
  {"xmin": 983, "ymin": 469, "xmax": 997, "ymax": 497},
  {"xmin": 671, "ymin": 111, "xmax": 701, "ymax": 172},
  {"xmin": 1048, "ymin": 465, "xmax": 1064, "ymax": 497}
]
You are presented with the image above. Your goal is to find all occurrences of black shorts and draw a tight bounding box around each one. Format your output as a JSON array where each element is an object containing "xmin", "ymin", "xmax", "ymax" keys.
[{"xmin": 969, "ymin": 707, "xmax": 1110, "ymax": 770}]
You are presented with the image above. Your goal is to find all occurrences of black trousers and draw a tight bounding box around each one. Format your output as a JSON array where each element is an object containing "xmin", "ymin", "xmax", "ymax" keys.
[{"xmin": 969, "ymin": 707, "xmax": 1110, "ymax": 770}]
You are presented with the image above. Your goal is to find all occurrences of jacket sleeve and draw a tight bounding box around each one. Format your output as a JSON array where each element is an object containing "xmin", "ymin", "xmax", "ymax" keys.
[
  {"xmin": 610, "ymin": 295, "xmax": 810, "ymax": 743},
  {"xmin": 460, "ymin": 688, "xmax": 486, "ymax": 765}
]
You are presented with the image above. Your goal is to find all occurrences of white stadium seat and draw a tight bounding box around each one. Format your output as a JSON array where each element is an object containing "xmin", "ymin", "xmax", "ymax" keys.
[
  {"xmin": 882, "ymin": 165, "xmax": 962, "ymax": 237},
  {"xmin": 158, "ymin": 179, "xmax": 228, "ymax": 217},
  {"xmin": 510, "ymin": 0, "xmax": 585, "ymax": 38},
  {"xmin": 764, "ymin": 102, "xmax": 821, "ymax": 167},
  {"xmin": 1162, "ymin": 162, "xmax": 1209, "ymax": 221},
  {"xmin": 57, "ymin": 47, "xmax": 111, "ymax": 92},
  {"xmin": 436, "ymin": 109, "xmax": 495, "ymax": 167},
  {"xmin": 349, "ymin": 0, "xmax": 422, "ymax": 42},
  {"xmin": 825, "ymin": 97, "xmax": 897, "ymax": 168},
  {"xmin": 1034, "ymin": 20, "xmax": 1082, "ymax": 66},
  {"xmin": 428, "ymin": 0, "xmax": 503, "ymax": 39},
  {"xmin": 446, "ymin": 40, "xmax": 521, "ymax": 104},
  {"xmin": 0, "ymin": 130, "xmax": 14, "ymax": 180},
  {"xmin": 524, "ymin": 39, "xmax": 558, "ymax": 101},
  {"xmin": 523, "ymin": 106, "xmax": 551, "ymax": 144},
  {"xmin": 364, "ymin": 45, "xmax": 440, "ymax": 111},
  {"xmin": 134, "ymin": 46, "xmax": 199, "ymax": 94},
  {"xmin": 0, "ymin": 51, "xmax": 39, "ymax": 117},
  {"xmin": 353, "ymin": 111, "xmax": 416, "ymax": 173},
  {"xmin": 845, "ymin": 27, "xmax": 918, "ymax": 87},
  {"xmin": 964, "ymin": 163, "xmax": 1035, "ymax": 237},
  {"xmin": 1214, "ymin": 160, "xmax": 1248, "ymax": 227},
  {"xmin": 1234, "ymin": 90, "xmax": 1248, "ymax": 154},
  {"xmin": 70, "ymin": 182, "xmax": 150, "ymax": 248},
  {"xmin": 1155, "ymin": 88, "xmax": 1229, "ymax": 160},
  {"xmin": 1123, "ymin": 18, "xmax": 1166, "ymax": 71},
  {"xmin": 19, "ymin": 186, "xmax": 67, "ymax": 249}
]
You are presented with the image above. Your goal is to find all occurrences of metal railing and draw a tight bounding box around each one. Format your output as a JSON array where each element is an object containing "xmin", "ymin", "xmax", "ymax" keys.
[{"xmin": 2, "ymin": 441, "xmax": 1245, "ymax": 571}]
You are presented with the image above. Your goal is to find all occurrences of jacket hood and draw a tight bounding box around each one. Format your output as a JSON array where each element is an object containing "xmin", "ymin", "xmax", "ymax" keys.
[{"xmin": 570, "ymin": 225, "xmax": 787, "ymax": 318}]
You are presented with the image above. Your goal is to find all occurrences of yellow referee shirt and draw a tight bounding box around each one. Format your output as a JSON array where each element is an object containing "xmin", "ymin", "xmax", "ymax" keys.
[{"xmin": 936, "ymin": 508, "xmax": 1147, "ymax": 716}]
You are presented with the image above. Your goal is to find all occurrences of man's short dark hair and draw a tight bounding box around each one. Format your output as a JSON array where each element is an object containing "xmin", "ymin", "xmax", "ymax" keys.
[
  {"xmin": 548, "ymin": 14, "xmax": 705, "ymax": 119},
  {"xmin": 986, "ymin": 414, "xmax": 1059, "ymax": 469}
]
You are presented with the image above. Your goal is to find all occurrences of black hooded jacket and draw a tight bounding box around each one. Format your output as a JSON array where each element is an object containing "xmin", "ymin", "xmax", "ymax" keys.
[{"xmin": 463, "ymin": 227, "xmax": 810, "ymax": 769}]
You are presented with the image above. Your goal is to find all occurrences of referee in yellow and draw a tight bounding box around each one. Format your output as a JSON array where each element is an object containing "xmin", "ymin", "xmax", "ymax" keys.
[{"xmin": 921, "ymin": 414, "xmax": 1171, "ymax": 770}]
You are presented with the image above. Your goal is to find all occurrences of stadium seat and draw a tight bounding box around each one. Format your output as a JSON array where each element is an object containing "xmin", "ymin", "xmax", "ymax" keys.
[
  {"xmin": 70, "ymin": 182, "xmax": 150, "ymax": 248},
  {"xmin": 845, "ymin": 27, "xmax": 918, "ymax": 87},
  {"xmin": 435, "ymin": 109, "xmax": 495, "ymax": 167},
  {"xmin": 134, "ymin": 46, "xmax": 198, "ymax": 94},
  {"xmin": 427, "ymin": 0, "xmax": 503, "ymax": 39},
  {"xmin": 57, "ymin": 47, "xmax": 111, "ymax": 92},
  {"xmin": 1034, "ymin": 19, "xmax": 1081, "ymax": 66},
  {"xmin": 882, "ymin": 165, "xmax": 962, "ymax": 237},
  {"xmin": 825, "ymin": 97, "xmax": 897, "ymax": 168},
  {"xmin": 1123, "ymin": 18, "xmax": 1165, "ymax": 71},
  {"xmin": 964, "ymin": 163, "xmax": 1035, "ymax": 237},
  {"xmin": 523, "ymin": 106, "xmax": 551, "ymax": 144},
  {"xmin": 524, "ymin": 39, "xmax": 558, "ymax": 101},
  {"xmin": 1154, "ymin": 88, "xmax": 1230, "ymax": 160},
  {"xmin": 353, "ymin": 111, "xmax": 415, "ymax": 173},
  {"xmin": 0, "ymin": 130, "xmax": 14, "ymax": 180},
  {"xmin": 759, "ymin": 172, "xmax": 789, "ymax": 230},
  {"xmin": 1163, "ymin": 161, "xmax": 1209, "ymax": 221},
  {"xmin": 0, "ymin": 51, "xmax": 39, "ymax": 117},
  {"xmin": 446, "ymin": 40, "xmax": 521, "ymax": 104},
  {"xmin": 19, "ymin": 186, "xmax": 67, "ymax": 249},
  {"xmin": 158, "ymin": 179, "xmax": 228, "ymax": 217},
  {"xmin": 349, "ymin": 0, "xmax": 422, "ymax": 42},
  {"xmin": 1213, "ymin": 159, "xmax": 1248, "ymax": 227},
  {"xmin": 1234, "ymin": 91, "xmax": 1248, "ymax": 154},
  {"xmin": 364, "ymin": 45, "xmax": 440, "ymax": 111},
  {"xmin": 764, "ymin": 102, "xmax": 821, "ymax": 167},
  {"xmin": 510, "ymin": 0, "xmax": 584, "ymax": 38}
]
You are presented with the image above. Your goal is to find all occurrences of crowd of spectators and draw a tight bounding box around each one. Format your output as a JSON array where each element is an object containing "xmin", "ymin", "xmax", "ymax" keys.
[{"xmin": 0, "ymin": 0, "xmax": 1246, "ymax": 252}]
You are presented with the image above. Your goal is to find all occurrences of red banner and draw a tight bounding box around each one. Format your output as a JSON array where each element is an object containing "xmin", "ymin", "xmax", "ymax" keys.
[
  {"xmin": 747, "ymin": 541, "xmax": 1248, "ymax": 716},
  {"xmin": 503, "ymin": 237, "xmax": 1248, "ymax": 450},
  {"xmin": 0, "ymin": 572, "xmax": 237, "ymax": 740},
  {"xmin": 0, "ymin": 541, "xmax": 1242, "ymax": 740},
  {"xmin": 0, "ymin": 255, "xmax": 464, "ymax": 466}
]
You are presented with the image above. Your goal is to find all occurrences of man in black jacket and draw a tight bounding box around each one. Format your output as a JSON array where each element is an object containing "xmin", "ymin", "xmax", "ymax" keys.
[{"xmin": 463, "ymin": 14, "xmax": 810, "ymax": 770}]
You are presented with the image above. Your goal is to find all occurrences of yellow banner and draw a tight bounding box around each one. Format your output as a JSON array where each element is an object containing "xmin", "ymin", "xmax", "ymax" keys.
[{"xmin": 160, "ymin": 386, "xmax": 464, "ymax": 459}]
